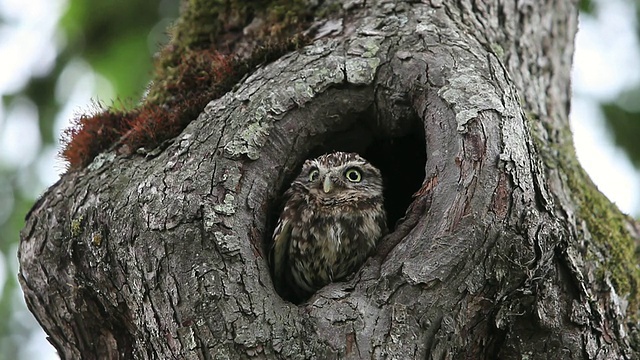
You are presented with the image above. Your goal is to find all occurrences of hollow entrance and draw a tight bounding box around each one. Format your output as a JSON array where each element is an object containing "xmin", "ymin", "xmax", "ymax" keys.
[
  {"xmin": 306, "ymin": 111, "xmax": 426, "ymax": 230},
  {"xmin": 365, "ymin": 132, "xmax": 426, "ymax": 229},
  {"xmin": 268, "ymin": 106, "xmax": 426, "ymax": 303}
]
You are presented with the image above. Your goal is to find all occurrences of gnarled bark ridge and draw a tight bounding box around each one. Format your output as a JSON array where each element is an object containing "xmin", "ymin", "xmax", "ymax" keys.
[{"xmin": 19, "ymin": 0, "xmax": 639, "ymax": 359}]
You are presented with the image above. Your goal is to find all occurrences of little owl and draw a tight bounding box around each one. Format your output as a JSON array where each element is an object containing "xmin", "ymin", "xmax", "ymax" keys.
[{"xmin": 270, "ymin": 151, "xmax": 387, "ymax": 302}]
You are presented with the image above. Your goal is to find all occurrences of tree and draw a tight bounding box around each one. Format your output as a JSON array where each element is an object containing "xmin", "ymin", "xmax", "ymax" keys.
[{"xmin": 18, "ymin": 0, "xmax": 640, "ymax": 358}]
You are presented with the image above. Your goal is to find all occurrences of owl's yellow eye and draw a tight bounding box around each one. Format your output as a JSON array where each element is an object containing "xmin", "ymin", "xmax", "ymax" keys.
[
  {"xmin": 309, "ymin": 169, "xmax": 319, "ymax": 181},
  {"xmin": 345, "ymin": 168, "xmax": 362, "ymax": 182}
]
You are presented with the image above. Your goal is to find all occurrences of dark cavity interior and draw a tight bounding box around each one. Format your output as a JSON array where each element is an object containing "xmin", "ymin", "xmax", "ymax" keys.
[
  {"xmin": 267, "ymin": 106, "xmax": 426, "ymax": 303},
  {"xmin": 305, "ymin": 109, "xmax": 427, "ymax": 231}
]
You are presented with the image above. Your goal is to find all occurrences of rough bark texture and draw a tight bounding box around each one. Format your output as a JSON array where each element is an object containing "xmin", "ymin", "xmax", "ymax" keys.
[{"xmin": 19, "ymin": 0, "xmax": 639, "ymax": 359}]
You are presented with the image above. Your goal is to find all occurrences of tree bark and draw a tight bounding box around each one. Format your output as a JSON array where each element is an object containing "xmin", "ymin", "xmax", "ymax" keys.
[{"xmin": 19, "ymin": 0, "xmax": 640, "ymax": 359}]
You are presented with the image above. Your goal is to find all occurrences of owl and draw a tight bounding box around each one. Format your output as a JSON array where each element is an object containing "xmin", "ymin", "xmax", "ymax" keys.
[{"xmin": 270, "ymin": 151, "xmax": 387, "ymax": 302}]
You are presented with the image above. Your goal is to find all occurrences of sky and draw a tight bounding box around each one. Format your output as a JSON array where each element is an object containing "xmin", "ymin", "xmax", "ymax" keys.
[{"xmin": 0, "ymin": 0, "xmax": 639, "ymax": 358}]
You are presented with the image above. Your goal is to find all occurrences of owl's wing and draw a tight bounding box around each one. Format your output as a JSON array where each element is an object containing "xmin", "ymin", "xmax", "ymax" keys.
[{"xmin": 270, "ymin": 217, "xmax": 292, "ymax": 292}]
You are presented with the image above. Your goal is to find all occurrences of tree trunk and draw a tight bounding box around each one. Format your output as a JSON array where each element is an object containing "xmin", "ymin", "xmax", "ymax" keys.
[{"xmin": 19, "ymin": 0, "xmax": 640, "ymax": 359}]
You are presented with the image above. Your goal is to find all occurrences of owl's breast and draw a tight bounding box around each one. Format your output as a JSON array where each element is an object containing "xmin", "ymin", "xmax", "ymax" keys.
[{"xmin": 291, "ymin": 202, "xmax": 383, "ymax": 283}]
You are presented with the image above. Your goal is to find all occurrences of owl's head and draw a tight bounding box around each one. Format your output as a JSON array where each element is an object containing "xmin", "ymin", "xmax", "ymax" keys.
[{"xmin": 292, "ymin": 152, "xmax": 384, "ymax": 203}]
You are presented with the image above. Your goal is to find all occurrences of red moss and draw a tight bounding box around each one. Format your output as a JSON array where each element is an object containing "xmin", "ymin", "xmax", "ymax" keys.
[
  {"xmin": 60, "ymin": 10, "xmax": 311, "ymax": 171},
  {"xmin": 60, "ymin": 51, "xmax": 233, "ymax": 169},
  {"xmin": 61, "ymin": 108, "xmax": 135, "ymax": 168}
]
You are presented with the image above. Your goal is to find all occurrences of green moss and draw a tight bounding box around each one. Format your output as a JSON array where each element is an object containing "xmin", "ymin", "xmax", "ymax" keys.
[
  {"xmin": 266, "ymin": 0, "xmax": 312, "ymax": 27},
  {"xmin": 62, "ymin": 1, "xmax": 344, "ymax": 170},
  {"xmin": 570, "ymin": 167, "xmax": 639, "ymax": 300},
  {"xmin": 70, "ymin": 216, "xmax": 84, "ymax": 237},
  {"xmin": 172, "ymin": 0, "xmax": 229, "ymax": 49},
  {"xmin": 490, "ymin": 43, "xmax": 505, "ymax": 59},
  {"xmin": 316, "ymin": 1, "xmax": 343, "ymax": 19},
  {"xmin": 532, "ymin": 119, "xmax": 640, "ymax": 314},
  {"xmin": 91, "ymin": 232, "xmax": 103, "ymax": 247},
  {"xmin": 170, "ymin": 0, "xmax": 311, "ymax": 52},
  {"xmin": 147, "ymin": 0, "xmax": 313, "ymax": 105}
]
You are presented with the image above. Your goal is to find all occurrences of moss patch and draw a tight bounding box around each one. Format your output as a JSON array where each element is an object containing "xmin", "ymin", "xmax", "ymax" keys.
[
  {"xmin": 533, "ymin": 118, "xmax": 640, "ymax": 315},
  {"xmin": 61, "ymin": 0, "xmax": 317, "ymax": 170},
  {"xmin": 568, "ymin": 165, "xmax": 640, "ymax": 309}
]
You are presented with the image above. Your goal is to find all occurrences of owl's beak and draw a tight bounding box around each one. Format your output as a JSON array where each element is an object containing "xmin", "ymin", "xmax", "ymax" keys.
[{"xmin": 323, "ymin": 175, "xmax": 333, "ymax": 193}]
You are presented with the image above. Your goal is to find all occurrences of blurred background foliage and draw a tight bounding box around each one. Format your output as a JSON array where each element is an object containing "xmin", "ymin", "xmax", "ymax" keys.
[
  {"xmin": 0, "ymin": 0, "xmax": 639, "ymax": 358},
  {"xmin": 0, "ymin": 0, "xmax": 178, "ymax": 358},
  {"xmin": 584, "ymin": 0, "xmax": 640, "ymax": 176}
]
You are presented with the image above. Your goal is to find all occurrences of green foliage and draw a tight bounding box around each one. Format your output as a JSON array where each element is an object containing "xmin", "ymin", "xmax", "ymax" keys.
[
  {"xmin": 602, "ymin": 98, "xmax": 640, "ymax": 169},
  {"xmin": 579, "ymin": 0, "xmax": 595, "ymax": 13},
  {"xmin": 60, "ymin": 0, "xmax": 178, "ymax": 99},
  {"xmin": 596, "ymin": 0, "xmax": 640, "ymax": 186},
  {"xmin": 0, "ymin": 0, "xmax": 179, "ymax": 358},
  {"xmin": 0, "ymin": 170, "xmax": 47, "ymax": 358}
]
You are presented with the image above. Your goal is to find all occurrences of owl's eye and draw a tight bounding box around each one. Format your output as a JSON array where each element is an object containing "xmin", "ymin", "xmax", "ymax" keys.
[
  {"xmin": 345, "ymin": 168, "xmax": 362, "ymax": 183},
  {"xmin": 309, "ymin": 169, "xmax": 319, "ymax": 181}
]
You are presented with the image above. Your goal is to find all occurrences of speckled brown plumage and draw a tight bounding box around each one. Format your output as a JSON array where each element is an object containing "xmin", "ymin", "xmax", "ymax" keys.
[{"xmin": 270, "ymin": 152, "xmax": 387, "ymax": 302}]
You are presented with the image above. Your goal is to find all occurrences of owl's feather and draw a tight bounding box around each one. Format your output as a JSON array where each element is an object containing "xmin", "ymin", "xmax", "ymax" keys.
[
  {"xmin": 271, "ymin": 218, "xmax": 291, "ymax": 294},
  {"xmin": 270, "ymin": 151, "xmax": 387, "ymax": 303}
]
